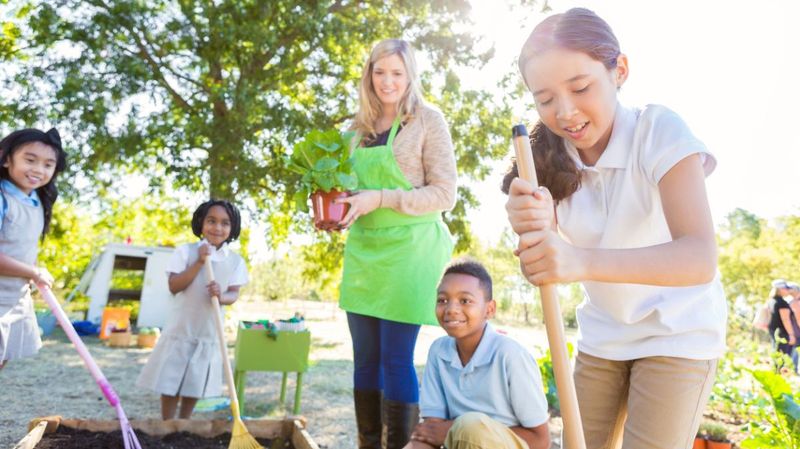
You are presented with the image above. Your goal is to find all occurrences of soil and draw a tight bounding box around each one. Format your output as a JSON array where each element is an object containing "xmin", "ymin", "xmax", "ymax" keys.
[
  {"xmin": 36, "ymin": 427, "xmax": 284, "ymax": 449},
  {"xmin": 1, "ymin": 298, "xmax": 562, "ymax": 448}
]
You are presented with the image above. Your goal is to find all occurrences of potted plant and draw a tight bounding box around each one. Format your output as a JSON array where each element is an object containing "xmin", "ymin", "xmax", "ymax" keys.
[
  {"xmin": 693, "ymin": 427, "xmax": 707, "ymax": 449},
  {"xmin": 287, "ymin": 129, "xmax": 358, "ymax": 231},
  {"xmin": 699, "ymin": 422, "xmax": 731, "ymax": 449},
  {"xmin": 137, "ymin": 327, "xmax": 160, "ymax": 348},
  {"xmin": 108, "ymin": 324, "xmax": 132, "ymax": 347}
]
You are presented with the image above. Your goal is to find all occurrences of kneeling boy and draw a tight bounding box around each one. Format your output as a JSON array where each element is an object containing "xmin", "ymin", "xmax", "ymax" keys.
[{"xmin": 405, "ymin": 260, "xmax": 550, "ymax": 449}]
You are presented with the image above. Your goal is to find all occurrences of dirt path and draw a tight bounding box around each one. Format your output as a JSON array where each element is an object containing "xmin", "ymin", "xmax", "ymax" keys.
[{"xmin": 0, "ymin": 298, "xmax": 565, "ymax": 448}]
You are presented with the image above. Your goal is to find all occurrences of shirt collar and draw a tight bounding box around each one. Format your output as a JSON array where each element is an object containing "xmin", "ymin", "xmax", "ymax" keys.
[
  {"xmin": 439, "ymin": 323, "xmax": 498, "ymax": 372},
  {"xmin": 0, "ymin": 179, "xmax": 40, "ymax": 206},
  {"xmin": 200, "ymin": 239, "xmax": 230, "ymax": 261},
  {"xmin": 564, "ymin": 102, "xmax": 635, "ymax": 170}
]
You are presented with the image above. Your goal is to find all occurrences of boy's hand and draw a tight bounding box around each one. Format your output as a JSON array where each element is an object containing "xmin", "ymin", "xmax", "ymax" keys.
[
  {"xmin": 410, "ymin": 418, "xmax": 452, "ymax": 447},
  {"xmin": 32, "ymin": 267, "xmax": 54, "ymax": 288},
  {"xmin": 207, "ymin": 281, "xmax": 221, "ymax": 299},
  {"xmin": 505, "ymin": 178, "xmax": 554, "ymax": 235},
  {"xmin": 197, "ymin": 243, "xmax": 212, "ymax": 264}
]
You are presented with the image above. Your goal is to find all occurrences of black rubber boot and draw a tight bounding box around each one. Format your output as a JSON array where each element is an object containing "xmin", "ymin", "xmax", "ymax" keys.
[
  {"xmin": 382, "ymin": 398, "xmax": 420, "ymax": 449},
  {"xmin": 354, "ymin": 389, "xmax": 383, "ymax": 449}
]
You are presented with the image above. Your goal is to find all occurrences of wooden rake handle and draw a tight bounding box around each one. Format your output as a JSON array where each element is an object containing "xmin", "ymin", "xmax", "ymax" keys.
[
  {"xmin": 204, "ymin": 258, "xmax": 243, "ymax": 417},
  {"xmin": 512, "ymin": 125, "xmax": 586, "ymax": 449}
]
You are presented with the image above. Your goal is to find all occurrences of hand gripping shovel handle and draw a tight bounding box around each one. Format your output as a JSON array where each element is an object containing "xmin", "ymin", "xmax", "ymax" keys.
[
  {"xmin": 203, "ymin": 259, "xmax": 244, "ymax": 417},
  {"xmin": 37, "ymin": 284, "xmax": 120, "ymax": 407},
  {"xmin": 512, "ymin": 125, "xmax": 586, "ymax": 449}
]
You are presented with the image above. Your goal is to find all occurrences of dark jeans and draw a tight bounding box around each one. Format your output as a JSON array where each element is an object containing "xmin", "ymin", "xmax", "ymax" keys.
[{"xmin": 347, "ymin": 311, "xmax": 421, "ymax": 402}]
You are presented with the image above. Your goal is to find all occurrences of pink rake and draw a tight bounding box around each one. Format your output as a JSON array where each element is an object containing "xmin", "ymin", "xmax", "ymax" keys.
[{"xmin": 38, "ymin": 284, "xmax": 142, "ymax": 449}]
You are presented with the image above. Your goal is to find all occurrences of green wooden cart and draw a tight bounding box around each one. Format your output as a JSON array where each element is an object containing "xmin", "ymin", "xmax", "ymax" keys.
[{"xmin": 233, "ymin": 326, "xmax": 311, "ymax": 415}]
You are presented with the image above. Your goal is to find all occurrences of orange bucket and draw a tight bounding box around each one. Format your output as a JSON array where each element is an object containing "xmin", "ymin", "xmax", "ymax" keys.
[{"xmin": 99, "ymin": 307, "xmax": 130, "ymax": 339}]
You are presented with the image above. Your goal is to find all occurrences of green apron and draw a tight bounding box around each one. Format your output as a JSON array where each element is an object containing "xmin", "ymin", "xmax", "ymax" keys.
[{"xmin": 339, "ymin": 120, "xmax": 454, "ymax": 325}]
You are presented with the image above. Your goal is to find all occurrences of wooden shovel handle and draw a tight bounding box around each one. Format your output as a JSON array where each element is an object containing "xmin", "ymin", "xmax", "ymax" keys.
[
  {"xmin": 512, "ymin": 125, "xmax": 586, "ymax": 449},
  {"xmin": 204, "ymin": 258, "xmax": 243, "ymax": 416}
]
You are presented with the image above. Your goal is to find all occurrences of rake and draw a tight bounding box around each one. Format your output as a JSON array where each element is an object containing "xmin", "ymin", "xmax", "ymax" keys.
[
  {"xmin": 511, "ymin": 124, "xmax": 587, "ymax": 449},
  {"xmin": 204, "ymin": 259, "xmax": 263, "ymax": 449},
  {"xmin": 38, "ymin": 284, "xmax": 142, "ymax": 449}
]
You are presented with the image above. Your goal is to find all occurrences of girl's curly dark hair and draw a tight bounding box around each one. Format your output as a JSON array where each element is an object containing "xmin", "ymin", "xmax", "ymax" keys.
[{"xmin": 191, "ymin": 199, "xmax": 241, "ymax": 243}]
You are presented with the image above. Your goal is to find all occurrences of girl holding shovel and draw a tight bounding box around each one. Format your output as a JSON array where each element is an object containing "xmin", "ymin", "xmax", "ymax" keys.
[
  {"xmin": 136, "ymin": 199, "xmax": 248, "ymax": 419},
  {"xmin": 504, "ymin": 8, "xmax": 726, "ymax": 449},
  {"xmin": 336, "ymin": 38, "xmax": 457, "ymax": 449}
]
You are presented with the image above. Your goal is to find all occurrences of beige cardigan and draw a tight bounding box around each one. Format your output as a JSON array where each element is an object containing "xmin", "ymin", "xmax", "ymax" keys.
[{"xmin": 372, "ymin": 103, "xmax": 457, "ymax": 216}]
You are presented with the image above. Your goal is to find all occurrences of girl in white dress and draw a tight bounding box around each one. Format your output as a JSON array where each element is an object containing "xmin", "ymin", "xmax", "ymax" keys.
[
  {"xmin": 137, "ymin": 199, "xmax": 248, "ymax": 419},
  {"xmin": 0, "ymin": 128, "xmax": 67, "ymax": 370}
]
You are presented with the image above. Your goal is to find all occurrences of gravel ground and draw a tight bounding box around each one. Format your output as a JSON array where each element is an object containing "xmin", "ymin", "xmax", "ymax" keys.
[{"xmin": 0, "ymin": 299, "xmax": 563, "ymax": 448}]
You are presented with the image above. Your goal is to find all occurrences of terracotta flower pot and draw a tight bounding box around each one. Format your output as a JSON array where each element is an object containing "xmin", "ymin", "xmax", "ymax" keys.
[
  {"xmin": 311, "ymin": 190, "xmax": 351, "ymax": 231},
  {"xmin": 693, "ymin": 437, "xmax": 707, "ymax": 449},
  {"xmin": 706, "ymin": 440, "xmax": 732, "ymax": 449},
  {"xmin": 108, "ymin": 330, "xmax": 132, "ymax": 347},
  {"xmin": 137, "ymin": 333, "xmax": 158, "ymax": 348}
]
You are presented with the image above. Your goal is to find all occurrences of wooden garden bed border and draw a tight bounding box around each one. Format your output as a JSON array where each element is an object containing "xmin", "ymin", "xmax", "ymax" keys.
[{"xmin": 14, "ymin": 416, "xmax": 319, "ymax": 449}]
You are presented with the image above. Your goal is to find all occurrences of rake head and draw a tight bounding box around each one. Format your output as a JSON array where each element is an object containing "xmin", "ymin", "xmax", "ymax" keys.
[
  {"xmin": 229, "ymin": 417, "xmax": 264, "ymax": 449},
  {"xmin": 115, "ymin": 404, "xmax": 142, "ymax": 449}
]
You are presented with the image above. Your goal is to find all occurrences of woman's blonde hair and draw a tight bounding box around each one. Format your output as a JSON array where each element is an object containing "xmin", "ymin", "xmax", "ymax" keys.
[{"xmin": 351, "ymin": 39, "xmax": 423, "ymax": 139}]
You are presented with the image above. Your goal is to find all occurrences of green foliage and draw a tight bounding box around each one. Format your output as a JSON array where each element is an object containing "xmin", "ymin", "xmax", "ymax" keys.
[
  {"xmin": 698, "ymin": 422, "xmax": 730, "ymax": 442},
  {"xmin": 535, "ymin": 342, "xmax": 574, "ymax": 415},
  {"xmin": 287, "ymin": 129, "xmax": 357, "ymax": 212},
  {"xmin": 719, "ymin": 210, "xmax": 800, "ymax": 302},
  {"xmin": 37, "ymin": 194, "xmax": 196, "ymax": 293},
  {"xmin": 741, "ymin": 369, "xmax": 800, "ymax": 449},
  {"xmin": 708, "ymin": 350, "xmax": 768, "ymax": 422},
  {"xmin": 64, "ymin": 292, "xmax": 91, "ymax": 315},
  {"xmin": 1, "ymin": 0, "xmax": 526, "ymax": 257},
  {"xmin": 109, "ymin": 269, "xmax": 144, "ymax": 290}
]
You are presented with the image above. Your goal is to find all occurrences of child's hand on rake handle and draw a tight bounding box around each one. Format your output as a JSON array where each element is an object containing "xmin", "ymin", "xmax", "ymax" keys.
[
  {"xmin": 506, "ymin": 178, "xmax": 585, "ymax": 285},
  {"xmin": 32, "ymin": 266, "xmax": 54, "ymax": 288},
  {"xmin": 505, "ymin": 178, "xmax": 554, "ymax": 235},
  {"xmin": 197, "ymin": 242, "xmax": 212, "ymax": 264},
  {"xmin": 207, "ymin": 281, "xmax": 221, "ymax": 299}
]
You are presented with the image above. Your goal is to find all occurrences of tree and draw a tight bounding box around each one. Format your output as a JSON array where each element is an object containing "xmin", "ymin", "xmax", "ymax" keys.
[{"xmin": 1, "ymin": 0, "xmax": 525, "ymax": 251}]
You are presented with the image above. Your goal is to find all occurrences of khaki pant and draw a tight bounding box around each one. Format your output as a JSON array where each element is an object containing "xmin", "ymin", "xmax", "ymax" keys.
[
  {"xmin": 571, "ymin": 352, "xmax": 717, "ymax": 449},
  {"xmin": 444, "ymin": 412, "xmax": 530, "ymax": 449}
]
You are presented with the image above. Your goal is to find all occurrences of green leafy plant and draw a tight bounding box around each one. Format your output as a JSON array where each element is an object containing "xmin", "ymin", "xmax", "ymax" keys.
[
  {"xmin": 536, "ymin": 342, "xmax": 574, "ymax": 415},
  {"xmin": 741, "ymin": 369, "xmax": 800, "ymax": 449},
  {"xmin": 138, "ymin": 327, "xmax": 160, "ymax": 336},
  {"xmin": 287, "ymin": 129, "xmax": 358, "ymax": 212},
  {"xmin": 699, "ymin": 422, "xmax": 730, "ymax": 443}
]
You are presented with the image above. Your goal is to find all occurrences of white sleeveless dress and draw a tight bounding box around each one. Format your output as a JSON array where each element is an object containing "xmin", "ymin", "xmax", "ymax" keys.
[{"xmin": 136, "ymin": 241, "xmax": 248, "ymax": 397}]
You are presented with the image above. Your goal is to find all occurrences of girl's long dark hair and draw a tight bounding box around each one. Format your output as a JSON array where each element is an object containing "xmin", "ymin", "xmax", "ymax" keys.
[
  {"xmin": 503, "ymin": 8, "xmax": 621, "ymax": 200},
  {"xmin": 0, "ymin": 128, "xmax": 68, "ymax": 237}
]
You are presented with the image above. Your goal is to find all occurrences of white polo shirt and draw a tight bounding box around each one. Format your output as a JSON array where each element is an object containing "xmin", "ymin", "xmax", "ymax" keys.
[{"xmin": 556, "ymin": 103, "xmax": 727, "ymax": 361}]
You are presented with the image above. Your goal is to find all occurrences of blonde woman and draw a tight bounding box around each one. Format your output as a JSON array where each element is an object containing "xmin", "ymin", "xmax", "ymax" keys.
[{"xmin": 337, "ymin": 39, "xmax": 457, "ymax": 449}]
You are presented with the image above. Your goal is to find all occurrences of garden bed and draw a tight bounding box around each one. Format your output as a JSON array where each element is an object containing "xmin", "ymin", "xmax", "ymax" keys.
[{"xmin": 17, "ymin": 416, "xmax": 318, "ymax": 449}]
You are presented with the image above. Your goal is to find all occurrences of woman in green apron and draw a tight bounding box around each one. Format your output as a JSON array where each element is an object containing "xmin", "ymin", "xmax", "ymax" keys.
[{"xmin": 336, "ymin": 39, "xmax": 457, "ymax": 449}]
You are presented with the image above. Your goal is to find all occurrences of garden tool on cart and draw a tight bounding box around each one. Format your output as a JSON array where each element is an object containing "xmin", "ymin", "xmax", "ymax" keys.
[
  {"xmin": 511, "ymin": 124, "xmax": 587, "ymax": 449},
  {"xmin": 37, "ymin": 284, "xmax": 142, "ymax": 449},
  {"xmin": 204, "ymin": 259, "xmax": 263, "ymax": 449}
]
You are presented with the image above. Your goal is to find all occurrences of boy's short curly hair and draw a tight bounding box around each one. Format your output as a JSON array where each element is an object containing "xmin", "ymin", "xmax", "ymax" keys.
[
  {"xmin": 442, "ymin": 259, "xmax": 493, "ymax": 301},
  {"xmin": 191, "ymin": 199, "xmax": 241, "ymax": 243}
]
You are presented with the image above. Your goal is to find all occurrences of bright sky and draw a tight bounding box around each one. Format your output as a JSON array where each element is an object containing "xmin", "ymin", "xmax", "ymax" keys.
[{"xmin": 465, "ymin": 0, "xmax": 800, "ymax": 244}]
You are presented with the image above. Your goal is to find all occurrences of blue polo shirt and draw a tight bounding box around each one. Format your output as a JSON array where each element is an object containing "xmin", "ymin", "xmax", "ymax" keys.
[
  {"xmin": 0, "ymin": 179, "xmax": 40, "ymax": 229},
  {"xmin": 420, "ymin": 323, "xmax": 549, "ymax": 428}
]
